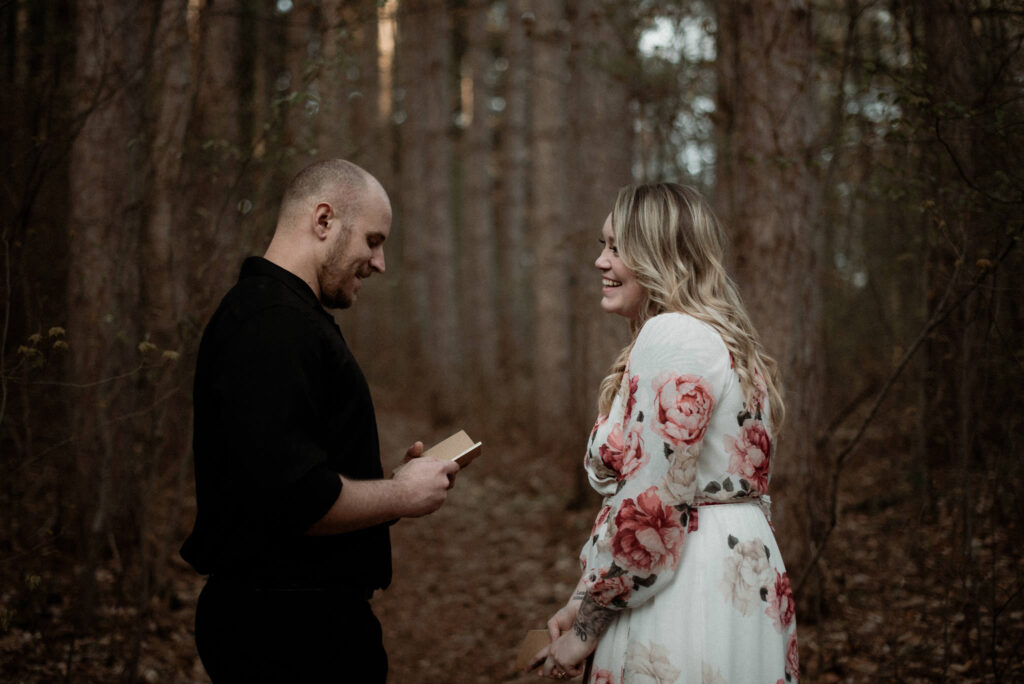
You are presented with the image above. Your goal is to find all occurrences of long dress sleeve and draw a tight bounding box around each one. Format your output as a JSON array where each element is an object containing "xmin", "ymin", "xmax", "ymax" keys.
[{"xmin": 579, "ymin": 313, "xmax": 734, "ymax": 611}]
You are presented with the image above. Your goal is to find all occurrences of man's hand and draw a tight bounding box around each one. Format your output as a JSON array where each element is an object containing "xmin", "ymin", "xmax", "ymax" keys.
[
  {"xmin": 401, "ymin": 440, "xmax": 424, "ymax": 465},
  {"xmin": 391, "ymin": 453, "xmax": 459, "ymax": 518},
  {"xmin": 391, "ymin": 440, "xmax": 423, "ymax": 477},
  {"xmin": 306, "ymin": 441, "xmax": 460, "ymax": 535},
  {"xmin": 393, "ymin": 440, "xmax": 459, "ymax": 487}
]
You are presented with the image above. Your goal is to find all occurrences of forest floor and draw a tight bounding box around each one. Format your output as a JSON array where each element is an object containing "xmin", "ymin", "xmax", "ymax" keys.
[{"xmin": 2, "ymin": 403, "xmax": 1022, "ymax": 682}]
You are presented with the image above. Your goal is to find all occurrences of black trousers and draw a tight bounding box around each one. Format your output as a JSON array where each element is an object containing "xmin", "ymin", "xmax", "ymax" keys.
[{"xmin": 195, "ymin": 578, "xmax": 387, "ymax": 683}]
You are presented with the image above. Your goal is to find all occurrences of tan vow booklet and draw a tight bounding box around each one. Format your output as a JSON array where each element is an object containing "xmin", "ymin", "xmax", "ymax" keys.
[
  {"xmin": 515, "ymin": 629, "xmax": 550, "ymax": 671},
  {"xmin": 423, "ymin": 429, "xmax": 482, "ymax": 467}
]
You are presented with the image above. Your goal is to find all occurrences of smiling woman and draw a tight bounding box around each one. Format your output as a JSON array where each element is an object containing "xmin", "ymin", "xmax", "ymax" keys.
[
  {"xmin": 596, "ymin": 215, "xmax": 646, "ymax": 321},
  {"xmin": 531, "ymin": 183, "xmax": 795, "ymax": 683}
]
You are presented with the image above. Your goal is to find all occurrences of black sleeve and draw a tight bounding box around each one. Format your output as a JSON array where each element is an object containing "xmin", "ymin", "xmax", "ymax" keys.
[{"xmin": 205, "ymin": 305, "xmax": 343, "ymax": 535}]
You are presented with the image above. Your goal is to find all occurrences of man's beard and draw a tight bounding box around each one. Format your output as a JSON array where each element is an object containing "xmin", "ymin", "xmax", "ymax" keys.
[{"xmin": 319, "ymin": 235, "xmax": 357, "ymax": 310}]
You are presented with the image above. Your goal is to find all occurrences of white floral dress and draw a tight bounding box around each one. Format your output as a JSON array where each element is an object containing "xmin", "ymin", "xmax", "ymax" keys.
[{"xmin": 579, "ymin": 313, "xmax": 798, "ymax": 684}]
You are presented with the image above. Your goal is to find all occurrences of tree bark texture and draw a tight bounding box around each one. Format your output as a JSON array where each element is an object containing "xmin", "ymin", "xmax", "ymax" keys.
[
  {"xmin": 398, "ymin": 0, "xmax": 461, "ymax": 425},
  {"xmin": 461, "ymin": 0, "xmax": 500, "ymax": 402},
  {"xmin": 185, "ymin": 0, "xmax": 247, "ymax": 306},
  {"xmin": 68, "ymin": 0, "xmax": 149, "ymax": 622},
  {"xmin": 568, "ymin": 0, "xmax": 635, "ymax": 501},
  {"xmin": 528, "ymin": 0, "xmax": 574, "ymax": 452},
  {"xmin": 497, "ymin": 0, "xmax": 533, "ymax": 419},
  {"xmin": 714, "ymin": 0, "xmax": 825, "ymax": 577}
]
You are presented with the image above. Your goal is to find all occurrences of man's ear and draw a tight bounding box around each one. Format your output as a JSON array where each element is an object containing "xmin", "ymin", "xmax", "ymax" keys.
[{"xmin": 313, "ymin": 202, "xmax": 333, "ymax": 240}]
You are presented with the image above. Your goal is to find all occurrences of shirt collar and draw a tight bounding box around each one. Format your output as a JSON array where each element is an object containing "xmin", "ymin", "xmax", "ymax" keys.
[{"xmin": 239, "ymin": 256, "xmax": 322, "ymax": 310}]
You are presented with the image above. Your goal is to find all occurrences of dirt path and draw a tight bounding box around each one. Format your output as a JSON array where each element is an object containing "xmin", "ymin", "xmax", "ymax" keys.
[
  {"xmin": 5, "ymin": 406, "xmax": 1021, "ymax": 682},
  {"xmin": 374, "ymin": 408, "xmax": 594, "ymax": 683}
]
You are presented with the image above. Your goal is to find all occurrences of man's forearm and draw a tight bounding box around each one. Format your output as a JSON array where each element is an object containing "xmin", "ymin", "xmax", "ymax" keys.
[
  {"xmin": 305, "ymin": 457, "xmax": 457, "ymax": 535},
  {"xmin": 305, "ymin": 475, "xmax": 404, "ymax": 535}
]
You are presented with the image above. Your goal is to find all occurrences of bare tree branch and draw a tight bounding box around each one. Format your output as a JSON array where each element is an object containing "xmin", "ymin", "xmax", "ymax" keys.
[{"xmin": 795, "ymin": 225, "xmax": 1023, "ymax": 593}]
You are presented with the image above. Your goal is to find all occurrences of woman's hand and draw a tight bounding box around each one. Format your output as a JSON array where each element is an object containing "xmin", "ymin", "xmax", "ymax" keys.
[
  {"xmin": 537, "ymin": 630, "xmax": 592, "ymax": 679},
  {"xmin": 531, "ymin": 592, "xmax": 617, "ymax": 679},
  {"xmin": 527, "ymin": 587, "xmax": 584, "ymax": 678},
  {"xmin": 546, "ymin": 593, "xmax": 583, "ymax": 643}
]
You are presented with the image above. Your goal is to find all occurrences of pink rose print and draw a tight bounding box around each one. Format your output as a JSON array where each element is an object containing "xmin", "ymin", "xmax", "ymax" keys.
[
  {"xmin": 720, "ymin": 537, "xmax": 773, "ymax": 615},
  {"xmin": 766, "ymin": 570, "xmax": 796, "ymax": 633},
  {"xmin": 592, "ymin": 670, "xmax": 615, "ymax": 684},
  {"xmin": 660, "ymin": 443, "xmax": 699, "ymax": 505},
  {"xmin": 651, "ymin": 373, "xmax": 714, "ymax": 447},
  {"xmin": 624, "ymin": 374, "xmax": 639, "ymax": 422},
  {"xmin": 786, "ymin": 631, "xmax": 800, "ymax": 680},
  {"xmin": 611, "ymin": 486, "xmax": 686, "ymax": 577},
  {"xmin": 747, "ymin": 369, "xmax": 768, "ymax": 416},
  {"xmin": 587, "ymin": 415, "xmax": 609, "ymax": 469},
  {"xmin": 619, "ymin": 423, "xmax": 647, "ymax": 479},
  {"xmin": 600, "ymin": 423, "xmax": 648, "ymax": 481},
  {"xmin": 725, "ymin": 420, "xmax": 772, "ymax": 492},
  {"xmin": 599, "ymin": 424, "xmax": 624, "ymax": 469},
  {"xmin": 586, "ymin": 568, "xmax": 633, "ymax": 607},
  {"xmin": 591, "ymin": 505, "xmax": 613, "ymax": 537}
]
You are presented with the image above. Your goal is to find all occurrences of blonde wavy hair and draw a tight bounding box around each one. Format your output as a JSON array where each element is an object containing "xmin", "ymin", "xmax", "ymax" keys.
[{"xmin": 597, "ymin": 183, "xmax": 785, "ymax": 431}]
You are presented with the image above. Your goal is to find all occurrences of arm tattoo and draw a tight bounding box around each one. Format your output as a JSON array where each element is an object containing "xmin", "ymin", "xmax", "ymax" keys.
[
  {"xmin": 572, "ymin": 590, "xmax": 586, "ymax": 600},
  {"xmin": 572, "ymin": 594, "xmax": 615, "ymax": 643}
]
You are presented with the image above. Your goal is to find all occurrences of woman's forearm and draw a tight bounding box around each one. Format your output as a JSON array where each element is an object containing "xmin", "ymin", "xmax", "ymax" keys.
[{"xmin": 572, "ymin": 593, "xmax": 616, "ymax": 643}]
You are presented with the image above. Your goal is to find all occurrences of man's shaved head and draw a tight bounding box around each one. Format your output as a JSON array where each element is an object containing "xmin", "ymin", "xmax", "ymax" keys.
[
  {"xmin": 278, "ymin": 159, "xmax": 373, "ymax": 228},
  {"xmin": 263, "ymin": 158, "xmax": 391, "ymax": 309}
]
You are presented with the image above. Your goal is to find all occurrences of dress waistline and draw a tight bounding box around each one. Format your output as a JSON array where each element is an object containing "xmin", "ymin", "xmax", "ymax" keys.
[{"xmin": 693, "ymin": 494, "xmax": 772, "ymax": 522}]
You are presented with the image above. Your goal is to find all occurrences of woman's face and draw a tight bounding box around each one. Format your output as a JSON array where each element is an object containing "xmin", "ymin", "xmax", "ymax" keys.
[{"xmin": 595, "ymin": 214, "xmax": 646, "ymax": 321}]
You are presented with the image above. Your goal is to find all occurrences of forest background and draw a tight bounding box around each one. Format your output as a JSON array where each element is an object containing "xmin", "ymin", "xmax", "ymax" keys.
[{"xmin": 2, "ymin": 0, "xmax": 1022, "ymax": 682}]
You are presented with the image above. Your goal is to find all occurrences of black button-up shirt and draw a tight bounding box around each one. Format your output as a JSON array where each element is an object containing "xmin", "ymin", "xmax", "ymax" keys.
[{"xmin": 181, "ymin": 257, "xmax": 391, "ymax": 592}]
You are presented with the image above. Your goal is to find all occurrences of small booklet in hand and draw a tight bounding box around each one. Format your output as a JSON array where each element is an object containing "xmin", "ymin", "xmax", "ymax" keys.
[
  {"xmin": 516, "ymin": 629, "xmax": 551, "ymax": 672},
  {"xmin": 422, "ymin": 429, "xmax": 482, "ymax": 467}
]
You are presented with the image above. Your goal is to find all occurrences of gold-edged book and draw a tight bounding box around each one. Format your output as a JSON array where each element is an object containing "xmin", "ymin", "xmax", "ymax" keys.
[
  {"xmin": 515, "ymin": 629, "xmax": 550, "ymax": 672},
  {"xmin": 423, "ymin": 429, "xmax": 482, "ymax": 467}
]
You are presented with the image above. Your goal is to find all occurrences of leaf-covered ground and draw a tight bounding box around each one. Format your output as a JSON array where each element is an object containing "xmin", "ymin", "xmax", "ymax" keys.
[{"xmin": 2, "ymin": 405, "xmax": 1021, "ymax": 682}]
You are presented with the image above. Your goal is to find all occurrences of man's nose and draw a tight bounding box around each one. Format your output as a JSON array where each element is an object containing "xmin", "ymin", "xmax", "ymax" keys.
[{"xmin": 371, "ymin": 251, "xmax": 386, "ymax": 273}]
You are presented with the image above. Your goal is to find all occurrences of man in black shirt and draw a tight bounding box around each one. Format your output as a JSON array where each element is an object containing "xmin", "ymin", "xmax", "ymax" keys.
[{"xmin": 181, "ymin": 159, "xmax": 459, "ymax": 682}]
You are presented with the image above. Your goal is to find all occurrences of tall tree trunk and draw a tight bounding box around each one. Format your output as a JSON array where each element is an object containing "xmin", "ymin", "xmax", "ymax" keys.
[
  {"xmin": 139, "ymin": 0, "xmax": 193, "ymax": 606},
  {"xmin": 398, "ymin": 0, "xmax": 460, "ymax": 425},
  {"xmin": 339, "ymin": 0, "xmax": 393, "ymax": 377},
  {"xmin": 498, "ymin": 0, "xmax": 533, "ymax": 424},
  {"xmin": 461, "ymin": 0, "xmax": 499, "ymax": 408},
  {"xmin": 0, "ymin": 0, "xmax": 77, "ymax": 541},
  {"xmin": 345, "ymin": 0, "xmax": 383, "ymax": 169},
  {"xmin": 315, "ymin": 0, "xmax": 348, "ymax": 162},
  {"xmin": 918, "ymin": 0, "xmax": 986, "ymax": 663},
  {"xmin": 715, "ymin": 0, "xmax": 824, "ymax": 583},
  {"xmin": 68, "ymin": 0, "xmax": 148, "ymax": 624},
  {"xmin": 185, "ymin": 0, "xmax": 246, "ymax": 306},
  {"xmin": 283, "ymin": 0, "xmax": 317, "ymax": 163},
  {"xmin": 568, "ymin": 0, "xmax": 634, "ymax": 504},
  {"xmin": 529, "ymin": 0, "xmax": 574, "ymax": 453}
]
